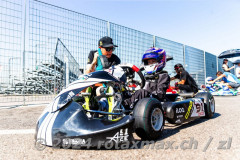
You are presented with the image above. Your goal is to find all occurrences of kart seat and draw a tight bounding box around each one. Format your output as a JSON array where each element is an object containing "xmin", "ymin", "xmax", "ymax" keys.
[{"xmin": 165, "ymin": 94, "xmax": 179, "ymax": 102}]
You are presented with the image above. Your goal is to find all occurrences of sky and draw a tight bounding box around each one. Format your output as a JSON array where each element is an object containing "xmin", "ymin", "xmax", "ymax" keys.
[{"xmin": 40, "ymin": 0, "xmax": 240, "ymax": 56}]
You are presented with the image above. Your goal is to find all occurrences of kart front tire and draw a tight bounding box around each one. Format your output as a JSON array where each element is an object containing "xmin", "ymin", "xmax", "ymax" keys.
[
  {"xmin": 195, "ymin": 92, "xmax": 215, "ymax": 118},
  {"xmin": 133, "ymin": 98, "xmax": 164, "ymax": 140}
]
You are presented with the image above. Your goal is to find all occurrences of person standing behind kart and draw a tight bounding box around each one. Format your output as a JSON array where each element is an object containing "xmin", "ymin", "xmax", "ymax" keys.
[
  {"xmin": 83, "ymin": 36, "xmax": 120, "ymax": 111},
  {"xmin": 170, "ymin": 63, "xmax": 199, "ymax": 93},
  {"xmin": 222, "ymin": 58, "xmax": 235, "ymax": 73},
  {"xmin": 85, "ymin": 36, "xmax": 120, "ymax": 74},
  {"xmin": 124, "ymin": 47, "xmax": 170, "ymax": 109}
]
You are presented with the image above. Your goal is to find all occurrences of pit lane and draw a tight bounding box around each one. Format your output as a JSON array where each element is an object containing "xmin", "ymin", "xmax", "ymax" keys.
[{"xmin": 0, "ymin": 96, "xmax": 239, "ymax": 160}]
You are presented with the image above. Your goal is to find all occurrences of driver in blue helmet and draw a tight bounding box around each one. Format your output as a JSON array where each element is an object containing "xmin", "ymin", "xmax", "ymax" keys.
[{"xmin": 124, "ymin": 47, "xmax": 170, "ymax": 109}]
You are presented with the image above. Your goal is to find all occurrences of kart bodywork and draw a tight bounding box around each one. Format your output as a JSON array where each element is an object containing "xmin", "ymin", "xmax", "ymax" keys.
[
  {"xmin": 163, "ymin": 92, "xmax": 214, "ymax": 124},
  {"xmin": 206, "ymin": 82, "xmax": 238, "ymax": 96},
  {"xmin": 35, "ymin": 65, "xmax": 141, "ymax": 148}
]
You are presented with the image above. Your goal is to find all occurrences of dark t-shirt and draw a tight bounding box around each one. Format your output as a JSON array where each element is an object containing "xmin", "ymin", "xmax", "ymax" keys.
[
  {"xmin": 174, "ymin": 70, "xmax": 198, "ymax": 90},
  {"xmin": 87, "ymin": 50, "xmax": 121, "ymax": 68}
]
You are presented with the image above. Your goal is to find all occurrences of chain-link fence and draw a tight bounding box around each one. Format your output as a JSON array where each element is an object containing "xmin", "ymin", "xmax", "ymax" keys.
[
  {"xmin": 0, "ymin": 0, "xmax": 23, "ymax": 104},
  {"xmin": 0, "ymin": 0, "xmax": 232, "ymax": 106},
  {"xmin": 54, "ymin": 38, "xmax": 80, "ymax": 93}
]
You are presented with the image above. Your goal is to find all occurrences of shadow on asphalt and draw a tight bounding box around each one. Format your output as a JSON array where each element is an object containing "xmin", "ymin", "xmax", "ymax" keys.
[{"xmin": 161, "ymin": 112, "xmax": 221, "ymax": 140}]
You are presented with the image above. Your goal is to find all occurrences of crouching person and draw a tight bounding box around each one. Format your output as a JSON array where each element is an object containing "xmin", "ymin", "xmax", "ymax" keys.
[
  {"xmin": 171, "ymin": 63, "xmax": 199, "ymax": 93},
  {"xmin": 124, "ymin": 47, "xmax": 170, "ymax": 109},
  {"xmin": 209, "ymin": 71, "xmax": 240, "ymax": 89}
]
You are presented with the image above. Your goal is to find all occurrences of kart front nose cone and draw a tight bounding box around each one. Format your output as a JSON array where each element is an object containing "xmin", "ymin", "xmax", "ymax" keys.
[{"xmin": 36, "ymin": 101, "xmax": 134, "ymax": 148}]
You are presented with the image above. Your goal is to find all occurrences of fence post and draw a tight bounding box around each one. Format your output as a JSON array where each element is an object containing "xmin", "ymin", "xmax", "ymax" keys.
[
  {"xmin": 22, "ymin": 0, "xmax": 27, "ymax": 105},
  {"xmin": 107, "ymin": 21, "xmax": 110, "ymax": 37},
  {"xmin": 54, "ymin": 39, "xmax": 59, "ymax": 95},
  {"xmin": 183, "ymin": 45, "xmax": 185, "ymax": 68},
  {"xmin": 204, "ymin": 51, "xmax": 206, "ymax": 85},
  {"xmin": 153, "ymin": 35, "xmax": 155, "ymax": 47},
  {"xmin": 65, "ymin": 55, "xmax": 69, "ymax": 87}
]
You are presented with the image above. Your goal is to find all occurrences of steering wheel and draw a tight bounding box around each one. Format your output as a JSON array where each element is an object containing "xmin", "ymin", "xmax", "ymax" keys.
[{"xmin": 117, "ymin": 63, "xmax": 145, "ymax": 89}]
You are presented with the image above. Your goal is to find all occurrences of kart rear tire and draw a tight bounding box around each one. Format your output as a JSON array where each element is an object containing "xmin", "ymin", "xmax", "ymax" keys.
[
  {"xmin": 133, "ymin": 98, "xmax": 164, "ymax": 140},
  {"xmin": 195, "ymin": 92, "xmax": 215, "ymax": 118}
]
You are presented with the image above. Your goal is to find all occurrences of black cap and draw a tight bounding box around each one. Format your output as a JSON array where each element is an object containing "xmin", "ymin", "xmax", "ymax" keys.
[{"xmin": 98, "ymin": 36, "xmax": 118, "ymax": 47}]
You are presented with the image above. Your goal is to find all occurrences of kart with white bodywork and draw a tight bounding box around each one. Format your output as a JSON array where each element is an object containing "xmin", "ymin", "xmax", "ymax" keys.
[
  {"xmin": 35, "ymin": 64, "xmax": 215, "ymax": 149},
  {"xmin": 204, "ymin": 77, "xmax": 238, "ymax": 96}
]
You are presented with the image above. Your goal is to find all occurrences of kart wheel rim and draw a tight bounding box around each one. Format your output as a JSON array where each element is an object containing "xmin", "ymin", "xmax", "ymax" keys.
[
  {"xmin": 210, "ymin": 98, "xmax": 215, "ymax": 113},
  {"xmin": 151, "ymin": 108, "xmax": 163, "ymax": 131}
]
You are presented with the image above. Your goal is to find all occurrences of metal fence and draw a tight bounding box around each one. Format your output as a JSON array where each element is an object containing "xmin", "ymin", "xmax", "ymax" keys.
[
  {"xmin": 109, "ymin": 22, "xmax": 154, "ymax": 66},
  {"xmin": 205, "ymin": 52, "xmax": 218, "ymax": 79},
  {"xmin": 0, "ymin": 0, "xmax": 23, "ymax": 104},
  {"xmin": 29, "ymin": 0, "xmax": 108, "ymax": 72},
  {"xmin": 184, "ymin": 46, "xmax": 205, "ymax": 86},
  {"xmin": 54, "ymin": 38, "xmax": 80, "ymax": 91},
  {"xmin": 0, "ymin": 0, "xmax": 233, "ymax": 105}
]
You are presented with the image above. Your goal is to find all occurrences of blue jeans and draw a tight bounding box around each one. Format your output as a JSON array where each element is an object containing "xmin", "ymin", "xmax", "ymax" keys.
[{"xmin": 228, "ymin": 82, "xmax": 240, "ymax": 89}]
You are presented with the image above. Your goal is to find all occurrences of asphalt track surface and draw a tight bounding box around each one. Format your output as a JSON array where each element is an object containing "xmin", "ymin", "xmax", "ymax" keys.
[{"xmin": 0, "ymin": 96, "xmax": 240, "ymax": 160}]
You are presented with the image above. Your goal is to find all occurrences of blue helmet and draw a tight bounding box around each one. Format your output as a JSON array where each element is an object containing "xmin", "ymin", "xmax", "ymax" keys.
[
  {"xmin": 206, "ymin": 77, "xmax": 214, "ymax": 82},
  {"xmin": 142, "ymin": 47, "xmax": 166, "ymax": 74}
]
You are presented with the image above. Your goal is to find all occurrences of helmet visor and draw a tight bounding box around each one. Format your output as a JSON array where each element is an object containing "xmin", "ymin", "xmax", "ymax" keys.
[{"xmin": 142, "ymin": 52, "xmax": 159, "ymax": 65}]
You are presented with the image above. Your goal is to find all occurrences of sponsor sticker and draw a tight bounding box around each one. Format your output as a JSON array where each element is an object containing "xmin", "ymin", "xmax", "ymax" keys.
[
  {"xmin": 106, "ymin": 129, "xmax": 129, "ymax": 143},
  {"xmin": 176, "ymin": 107, "xmax": 185, "ymax": 114},
  {"xmin": 177, "ymin": 115, "xmax": 183, "ymax": 118},
  {"xmin": 191, "ymin": 99, "xmax": 205, "ymax": 117},
  {"xmin": 185, "ymin": 101, "xmax": 193, "ymax": 119},
  {"xmin": 62, "ymin": 138, "xmax": 86, "ymax": 145}
]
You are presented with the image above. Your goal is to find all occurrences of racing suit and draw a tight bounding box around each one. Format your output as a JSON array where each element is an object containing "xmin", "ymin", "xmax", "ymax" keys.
[{"xmin": 124, "ymin": 71, "xmax": 170, "ymax": 109}]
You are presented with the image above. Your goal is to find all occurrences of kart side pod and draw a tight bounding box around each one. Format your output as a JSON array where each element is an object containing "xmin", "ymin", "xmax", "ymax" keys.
[
  {"xmin": 35, "ymin": 101, "xmax": 134, "ymax": 148},
  {"xmin": 162, "ymin": 98, "xmax": 204, "ymax": 124}
]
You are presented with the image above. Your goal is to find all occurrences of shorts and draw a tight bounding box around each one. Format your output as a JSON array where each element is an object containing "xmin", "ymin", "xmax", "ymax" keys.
[{"xmin": 228, "ymin": 82, "xmax": 240, "ymax": 89}]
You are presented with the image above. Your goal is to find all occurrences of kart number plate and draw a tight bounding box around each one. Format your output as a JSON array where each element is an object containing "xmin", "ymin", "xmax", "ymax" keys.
[{"xmin": 191, "ymin": 99, "xmax": 205, "ymax": 117}]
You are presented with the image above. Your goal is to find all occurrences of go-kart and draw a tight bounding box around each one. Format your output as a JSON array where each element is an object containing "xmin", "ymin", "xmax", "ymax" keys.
[
  {"xmin": 204, "ymin": 77, "xmax": 238, "ymax": 96},
  {"xmin": 35, "ymin": 64, "xmax": 215, "ymax": 149},
  {"xmin": 206, "ymin": 82, "xmax": 238, "ymax": 96}
]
